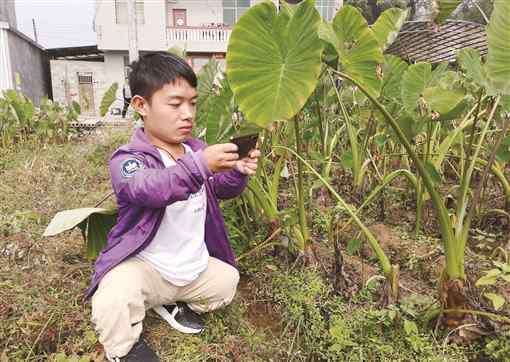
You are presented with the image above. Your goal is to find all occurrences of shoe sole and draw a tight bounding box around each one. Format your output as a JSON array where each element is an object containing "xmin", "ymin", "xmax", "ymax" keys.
[{"xmin": 152, "ymin": 305, "xmax": 203, "ymax": 334}]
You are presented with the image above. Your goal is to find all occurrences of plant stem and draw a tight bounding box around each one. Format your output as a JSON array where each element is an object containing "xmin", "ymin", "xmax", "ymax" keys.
[
  {"xmin": 293, "ymin": 116, "xmax": 309, "ymax": 244},
  {"xmin": 315, "ymin": 96, "xmax": 326, "ymax": 156},
  {"xmin": 461, "ymin": 101, "xmax": 506, "ymax": 248},
  {"xmin": 274, "ymin": 145, "xmax": 393, "ymax": 278},
  {"xmin": 334, "ymin": 70, "xmax": 455, "ymax": 273},
  {"xmin": 329, "ymin": 70, "xmax": 362, "ymax": 186}
]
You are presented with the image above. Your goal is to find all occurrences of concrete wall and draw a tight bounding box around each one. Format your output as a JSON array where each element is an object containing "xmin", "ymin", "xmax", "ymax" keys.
[
  {"xmin": 96, "ymin": 0, "xmax": 279, "ymax": 52},
  {"xmin": 167, "ymin": 0, "xmax": 222, "ymax": 27},
  {"xmin": 96, "ymin": 0, "xmax": 167, "ymax": 51},
  {"xmin": 0, "ymin": 26, "xmax": 13, "ymax": 92},
  {"xmin": 104, "ymin": 52, "xmax": 126, "ymax": 110},
  {"xmin": 50, "ymin": 59, "xmax": 121, "ymax": 117},
  {"xmin": 0, "ymin": 0, "xmax": 17, "ymax": 28},
  {"xmin": 7, "ymin": 30, "xmax": 50, "ymax": 105}
]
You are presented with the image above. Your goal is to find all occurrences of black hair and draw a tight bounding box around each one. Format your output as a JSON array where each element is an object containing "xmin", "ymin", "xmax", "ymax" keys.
[{"xmin": 128, "ymin": 51, "xmax": 197, "ymax": 102}]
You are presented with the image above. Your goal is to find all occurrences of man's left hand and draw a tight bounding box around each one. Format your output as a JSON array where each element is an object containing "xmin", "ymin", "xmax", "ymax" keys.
[{"xmin": 235, "ymin": 149, "xmax": 260, "ymax": 176}]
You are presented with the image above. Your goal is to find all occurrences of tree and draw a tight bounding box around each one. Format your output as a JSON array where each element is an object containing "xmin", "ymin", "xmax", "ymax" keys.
[
  {"xmin": 345, "ymin": 0, "xmax": 410, "ymax": 24},
  {"xmin": 452, "ymin": 0, "xmax": 494, "ymax": 24}
]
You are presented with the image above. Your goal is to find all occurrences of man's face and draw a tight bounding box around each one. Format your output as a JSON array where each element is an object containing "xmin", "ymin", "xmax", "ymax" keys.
[{"xmin": 137, "ymin": 78, "xmax": 198, "ymax": 145}]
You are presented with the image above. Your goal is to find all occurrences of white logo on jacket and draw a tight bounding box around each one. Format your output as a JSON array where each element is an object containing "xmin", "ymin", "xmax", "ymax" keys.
[{"xmin": 120, "ymin": 158, "xmax": 144, "ymax": 178}]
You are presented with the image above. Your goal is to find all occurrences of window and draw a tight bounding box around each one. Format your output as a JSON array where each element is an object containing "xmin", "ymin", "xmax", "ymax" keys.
[
  {"xmin": 222, "ymin": 0, "xmax": 250, "ymax": 26},
  {"xmin": 78, "ymin": 73, "xmax": 93, "ymax": 84},
  {"xmin": 115, "ymin": 0, "xmax": 145, "ymax": 24},
  {"xmin": 316, "ymin": 0, "xmax": 336, "ymax": 21}
]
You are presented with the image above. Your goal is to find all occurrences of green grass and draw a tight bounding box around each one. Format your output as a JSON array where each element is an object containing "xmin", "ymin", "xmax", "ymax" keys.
[{"xmin": 0, "ymin": 127, "xmax": 506, "ymax": 361}]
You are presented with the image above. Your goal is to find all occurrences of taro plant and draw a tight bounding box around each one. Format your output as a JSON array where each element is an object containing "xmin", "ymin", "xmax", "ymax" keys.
[
  {"xmin": 227, "ymin": 0, "xmax": 324, "ymax": 262},
  {"xmin": 324, "ymin": 0, "xmax": 510, "ymax": 326},
  {"xmin": 0, "ymin": 90, "xmax": 79, "ymax": 147},
  {"xmin": 227, "ymin": 0, "xmax": 405, "ymax": 302},
  {"xmin": 44, "ymin": 208, "xmax": 118, "ymax": 259},
  {"xmin": 227, "ymin": 0, "xmax": 510, "ymax": 317},
  {"xmin": 475, "ymin": 250, "xmax": 510, "ymax": 311}
]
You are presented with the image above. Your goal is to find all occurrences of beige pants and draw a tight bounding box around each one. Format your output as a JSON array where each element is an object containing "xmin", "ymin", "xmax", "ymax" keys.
[{"xmin": 91, "ymin": 256, "xmax": 239, "ymax": 357}]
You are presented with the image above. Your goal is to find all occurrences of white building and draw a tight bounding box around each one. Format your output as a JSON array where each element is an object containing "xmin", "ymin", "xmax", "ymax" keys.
[
  {"xmin": 94, "ymin": 0, "xmax": 342, "ymax": 89},
  {"xmin": 49, "ymin": 0, "xmax": 342, "ymax": 118}
]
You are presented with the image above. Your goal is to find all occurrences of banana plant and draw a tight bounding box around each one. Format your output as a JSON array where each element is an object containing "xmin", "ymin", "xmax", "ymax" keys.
[{"xmin": 99, "ymin": 82, "xmax": 119, "ymax": 117}]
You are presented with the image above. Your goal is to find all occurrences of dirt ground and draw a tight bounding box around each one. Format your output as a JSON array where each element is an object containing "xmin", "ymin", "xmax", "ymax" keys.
[{"xmin": 1, "ymin": 127, "xmax": 509, "ymax": 361}]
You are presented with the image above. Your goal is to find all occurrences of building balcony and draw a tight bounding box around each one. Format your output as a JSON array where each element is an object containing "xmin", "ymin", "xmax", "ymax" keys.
[{"xmin": 167, "ymin": 26, "xmax": 232, "ymax": 53}]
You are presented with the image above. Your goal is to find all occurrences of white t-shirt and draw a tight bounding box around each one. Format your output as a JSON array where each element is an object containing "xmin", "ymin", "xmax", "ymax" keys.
[{"xmin": 137, "ymin": 144, "xmax": 209, "ymax": 286}]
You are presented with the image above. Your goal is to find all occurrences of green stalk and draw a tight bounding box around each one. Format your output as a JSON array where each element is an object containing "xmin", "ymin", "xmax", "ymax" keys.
[
  {"xmin": 269, "ymin": 155, "xmax": 286, "ymax": 208},
  {"xmin": 458, "ymin": 98, "xmax": 502, "ymax": 262},
  {"xmin": 334, "ymin": 71, "xmax": 456, "ymax": 275},
  {"xmin": 455, "ymin": 97, "xmax": 500, "ymax": 243},
  {"xmin": 340, "ymin": 169, "xmax": 418, "ymax": 233},
  {"xmin": 415, "ymin": 177, "xmax": 423, "ymax": 237},
  {"xmin": 247, "ymin": 179, "xmax": 278, "ymax": 223},
  {"xmin": 463, "ymin": 90, "xmax": 485, "ymax": 178},
  {"xmin": 275, "ymin": 145, "xmax": 393, "ymax": 278},
  {"xmin": 432, "ymin": 103, "xmax": 481, "ymax": 169},
  {"xmin": 315, "ymin": 97, "xmax": 326, "ymax": 156},
  {"xmin": 416, "ymin": 119, "xmax": 437, "ymax": 237},
  {"xmin": 293, "ymin": 116, "xmax": 309, "ymax": 243},
  {"xmin": 329, "ymin": 71, "xmax": 363, "ymax": 186},
  {"xmin": 483, "ymin": 160, "xmax": 510, "ymax": 204}
]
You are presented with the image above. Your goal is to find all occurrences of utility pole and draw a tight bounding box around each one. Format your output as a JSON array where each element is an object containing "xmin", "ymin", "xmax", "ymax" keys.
[
  {"xmin": 127, "ymin": 0, "xmax": 139, "ymax": 63},
  {"xmin": 32, "ymin": 18, "xmax": 38, "ymax": 43}
]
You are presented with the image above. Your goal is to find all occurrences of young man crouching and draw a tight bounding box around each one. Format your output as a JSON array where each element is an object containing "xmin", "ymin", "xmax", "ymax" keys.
[{"xmin": 85, "ymin": 52, "xmax": 260, "ymax": 361}]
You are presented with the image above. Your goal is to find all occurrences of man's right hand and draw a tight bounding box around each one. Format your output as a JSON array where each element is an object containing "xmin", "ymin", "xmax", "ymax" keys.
[{"xmin": 202, "ymin": 143, "xmax": 239, "ymax": 173}]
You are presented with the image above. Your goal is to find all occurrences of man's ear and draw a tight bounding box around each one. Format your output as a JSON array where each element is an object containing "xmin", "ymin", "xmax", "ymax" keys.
[{"xmin": 131, "ymin": 95, "xmax": 149, "ymax": 117}]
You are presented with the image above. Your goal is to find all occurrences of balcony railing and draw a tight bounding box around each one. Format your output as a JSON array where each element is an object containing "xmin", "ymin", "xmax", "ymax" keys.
[{"xmin": 167, "ymin": 26, "xmax": 232, "ymax": 43}]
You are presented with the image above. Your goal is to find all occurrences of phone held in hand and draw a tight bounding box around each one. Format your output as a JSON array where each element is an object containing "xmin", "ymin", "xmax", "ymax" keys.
[{"xmin": 230, "ymin": 134, "xmax": 258, "ymax": 159}]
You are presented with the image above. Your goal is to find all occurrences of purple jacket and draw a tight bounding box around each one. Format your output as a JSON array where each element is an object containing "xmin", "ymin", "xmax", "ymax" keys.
[{"xmin": 85, "ymin": 128, "xmax": 248, "ymax": 299}]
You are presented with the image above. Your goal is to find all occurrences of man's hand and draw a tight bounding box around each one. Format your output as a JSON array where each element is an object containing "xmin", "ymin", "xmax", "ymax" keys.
[
  {"xmin": 202, "ymin": 143, "xmax": 239, "ymax": 173},
  {"xmin": 235, "ymin": 149, "xmax": 260, "ymax": 176}
]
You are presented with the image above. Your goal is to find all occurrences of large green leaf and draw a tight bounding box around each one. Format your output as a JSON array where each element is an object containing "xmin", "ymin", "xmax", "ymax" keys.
[
  {"xmin": 429, "ymin": 61, "xmax": 449, "ymax": 86},
  {"xmin": 330, "ymin": 5, "xmax": 383, "ymax": 98},
  {"xmin": 44, "ymin": 208, "xmax": 118, "ymax": 259},
  {"xmin": 197, "ymin": 59, "xmax": 219, "ymax": 98},
  {"xmin": 226, "ymin": 0, "xmax": 323, "ymax": 128},
  {"xmin": 100, "ymin": 83, "xmax": 119, "ymax": 117},
  {"xmin": 80, "ymin": 211, "xmax": 118, "ymax": 259},
  {"xmin": 501, "ymin": 95, "xmax": 510, "ymax": 113},
  {"xmin": 43, "ymin": 208, "xmax": 113, "ymax": 236},
  {"xmin": 422, "ymin": 87, "xmax": 465, "ymax": 115},
  {"xmin": 396, "ymin": 114, "xmax": 423, "ymax": 140},
  {"xmin": 195, "ymin": 59, "xmax": 229, "ymax": 141},
  {"xmin": 381, "ymin": 54, "xmax": 408, "ymax": 100},
  {"xmin": 434, "ymin": 0, "xmax": 462, "ymax": 24},
  {"xmin": 204, "ymin": 77, "xmax": 235, "ymax": 143},
  {"xmin": 457, "ymin": 48, "xmax": 489, "ymax": 89},
  {"xmin": 486, "ymin": 0, "xmax": 510, "ymax": 95},
  {"xmin": 318, "ymin": 20, "xmax": 339, "ymax": 66},
  {"xmin": 401, "ymin": 62, "xmax": 432, "ymax": 114},
  {"xmin": 401, "ymin": 61, "xmax": 466, "ymax": 119},
  {"xmin": 371, "ymin": 8, "xmax": 408, "ymax": 51},
  {"xmin": 484, "ymin": 292, "xmax": 505, "ymax": 310}
]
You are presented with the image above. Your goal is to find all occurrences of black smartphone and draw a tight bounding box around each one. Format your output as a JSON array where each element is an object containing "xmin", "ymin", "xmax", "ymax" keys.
[{"xmin": 230, "ymin": 133, "xmax": 259, "ymax": 159}]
